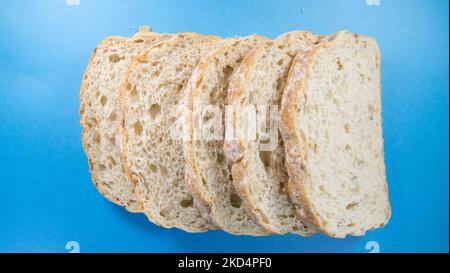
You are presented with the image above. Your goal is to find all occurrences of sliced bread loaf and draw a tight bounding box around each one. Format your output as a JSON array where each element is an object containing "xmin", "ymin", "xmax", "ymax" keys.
[
  {"xmin": 80, "ymin": 31, "xmax": 171, "ymax": 212},
  {"xmin": 120, "ymin": 33, "xmax": 222, "ymax": 232},
  {"xmin": 183, "ymin": 35, "xmax": 271, "ymax": 235},
  {"xmin": 224, "ymin": 31, "xmax": 322, "ymax": 235},
  {"xmin": 280, "ymin": 31, "xmax": 391, "ymax": 238}
]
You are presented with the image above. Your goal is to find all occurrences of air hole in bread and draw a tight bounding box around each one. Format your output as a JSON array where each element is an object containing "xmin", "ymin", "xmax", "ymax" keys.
[
  {"xmin": 345, "ymin": 144, "xmax": 352, "ymax": 151},
  {"xmin": 149, "ymin": 104, "xmax": 161, "ymax": 120},
  {"xmin": 150, "ymin": 70, "xmax": 159, "ymax": 78},
  {"xmin": 277, "ymin": 59, "xmax": 284, "ymax": 66},
  {"xmin": 259, "ymin": 151, "xmax": 271, "ymax": 168},
  {"xmin": 292, "ymin": 226, "xmax": 299, "ymax": 231},
  {"xmin": 319, "ymin": 185, "xmax": 331, "ymax": 197},
  {"xmin": 159, "ymin": 209, "xmax": 167, "ymax": 217},
  {"xmin": 344, "ymin": 123, "xmax": 352, "ymax": 133},
  {"xmin": 277, "ymin": 44, "xmax": 285, "ymax": 50},
  {"xmin": 109, "ymin": 54, "xmax": 122, "ymax": 63},
  {"xmin": 201, "ymin": 176, "xmax": 207, "ymax": 185},
  {"xmin": 130, "ymin": 86, "xmax": 138, "ymax": 100},
  {"xmin": 136, "ymin": 56, "xmax": 149, "ymax": 64},
  {"xmin": 311, "ymin": 143, "xmax": 319, "ymax": 154},
  {"xmin": 100, "ymin": 96, "xmax": 107, "ymax": 106},
  {"xmin": 223, "ymin": 65, "xmax": 234, "ymax": 81},
  {"xmin": 300, "ymin": 163, "xmax": 306, "ymax": 171},
  {"xmin": 203, "ymin": 111, "xmax": 213, "ymax": 122},
  {"xmin": 107, "ymin": 156, "xmax": 117, "ymax": 166},
  {"xmin": 337, "ymin": 60, "xmax": 344, "ymax": 70},
  {"xmin": 93, "ymin": 131, "xmax": 101, "ymax": 144},
  {"xmin": 217, "ymin": 153, "xmax": 225, "ymax": 164},
  {"xmin": 148, "ymin": 163, "xmax": 158, "ymax": 173},
  {"xmin": 99, "ymin": 164, "xmax": 106, "ymax": 171},
  {"xmin": 232, "ymin": 40, "xmax": 240, "ymax": 46},
  {"xmin": 278, "ymin": 181, "xmax": 286, "ymax": 194},
  {"xmin": 109, "ymin": 137, "xmax": 116, "ymax": 145},
  {"xmin": 287, "ymin": 50, "xmax": 297, "ymax": 57},
  {"xmin": 346, "ymin": 202, "xmax": 359, "ymax": 210},
  {"xmin": 88, "ymin": 118, "xmax": 98, "ymax": 126},
  {"xmin": 109, "ymin": 111, "xmax": 117, "ymax": 121},
  {"xmin": 221, "ymin": 168, "xmax": 228, "ymax": 177},
  {"xmin": 134, "ymin": 39, "xmax": 144, "ymax": 43},
  {"xmin": 229, "ymin": 193, "xmax": 242, "ymax": 208},
  {"xmin": 180, "ymin": 197, "xmax": 193, "ymax": 208},
  {"xmin": 133, "ymin": 121, "xmax": 143, "ymax": 135}
]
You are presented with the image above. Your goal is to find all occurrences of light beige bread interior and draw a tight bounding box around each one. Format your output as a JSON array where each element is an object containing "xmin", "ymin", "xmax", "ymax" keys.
[
  {"xmin": 280, "ymin": 31, "xmax": 391, "ymax": 238},
  {"xmin": 224, "ymin": 31, "xmax": 322, "ymax": 235},
  {"xmin": 80, "ymin": 31, "xmax": 171, "ymax": 212},
  {"xmin": 120, "ymin": 33, "xmax": 222, "ymax": 232},
  {"xmin": 183, "ymin": 35, "xmax": 271, "ymax": 235}
]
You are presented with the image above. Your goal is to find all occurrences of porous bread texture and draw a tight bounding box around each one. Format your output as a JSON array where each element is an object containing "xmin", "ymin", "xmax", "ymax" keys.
[
  {"xmin": 120, "ymin": 33, "xmax": 222, "ymax": 232},
  {"xmin": 224, "ymin": 31, "xmax": 322, "ymax": 235},
  {"xmin": 183, "ymin": 35, "xmax": 271, "ymax": 235},
  {"xmin": 280, "ymin": 31, "xmax": 391, "ymax": 238},
  {"xmin": 80, "ymin": 32, "xmax": 172, "ymax": 212}
]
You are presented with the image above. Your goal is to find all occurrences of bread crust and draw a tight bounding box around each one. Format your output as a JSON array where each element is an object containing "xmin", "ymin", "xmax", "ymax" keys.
[
  {"xmin": 279, "ymin": 31, "xmax": 391, "ymax": 238},
  {"xmin": 119, "ymin": 33, "xmax": 221, "ymax": 232}
]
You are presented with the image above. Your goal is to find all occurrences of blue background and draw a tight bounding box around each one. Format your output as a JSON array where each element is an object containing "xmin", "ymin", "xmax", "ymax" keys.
[{"xmin": 0, "ymin": 0, "xmax": 448, "ymax": 253}]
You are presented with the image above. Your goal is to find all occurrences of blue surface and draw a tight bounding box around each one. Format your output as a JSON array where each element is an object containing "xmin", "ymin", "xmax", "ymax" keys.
[{"xmin": 0, "ymin": 0, "xmax": 448, "ymax": 253}]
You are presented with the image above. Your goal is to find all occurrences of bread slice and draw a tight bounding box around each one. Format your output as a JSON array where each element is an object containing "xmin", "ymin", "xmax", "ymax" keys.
[
  {"xmin": 80, "ymin": 31, "xmax": 172, "ymax": 212},
  {"xmin": 280, "ymin": 31, "xmax": 391, "ymax": 238},
  {"xmin": 120, "ymin": 33, "xmax": 222, "ymax": 232},
  {"xmin": 183, "ymin": 35, "xmax": 271, "ymax": 235},
  {"xmin": 224, "ymin": 31, "xmax": 322, "ymax": 235}
]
